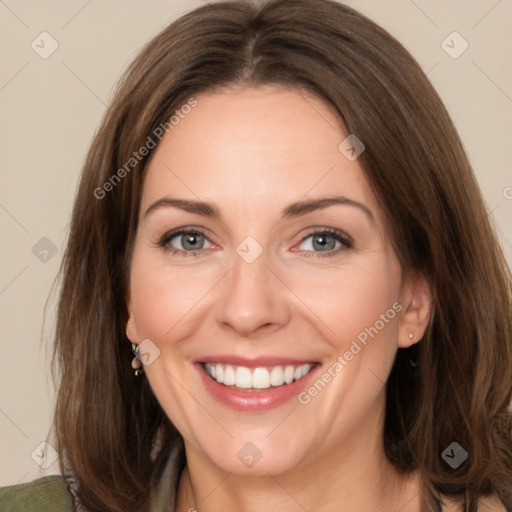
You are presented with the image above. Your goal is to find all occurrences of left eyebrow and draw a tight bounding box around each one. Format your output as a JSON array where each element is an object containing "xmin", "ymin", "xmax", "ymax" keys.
[{"xmin": 281, "ymin": 196, "xmax": 375, "ymax": 224}]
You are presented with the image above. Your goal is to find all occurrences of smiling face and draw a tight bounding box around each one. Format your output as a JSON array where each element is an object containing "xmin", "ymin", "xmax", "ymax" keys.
[{"xmin": 126, "ymin": 85, "xmax": 431, "ymax": 477}]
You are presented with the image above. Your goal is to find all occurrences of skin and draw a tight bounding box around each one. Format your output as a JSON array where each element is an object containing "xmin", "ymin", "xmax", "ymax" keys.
[{"xmin": 126, "ymin": 85, "xmax": 432, "ymax": 512}]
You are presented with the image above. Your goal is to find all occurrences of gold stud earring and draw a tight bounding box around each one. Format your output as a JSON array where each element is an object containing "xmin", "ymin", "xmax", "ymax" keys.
[{"xmin": 409, "ymin": 332, "xmax": 414, "ymax": 340}]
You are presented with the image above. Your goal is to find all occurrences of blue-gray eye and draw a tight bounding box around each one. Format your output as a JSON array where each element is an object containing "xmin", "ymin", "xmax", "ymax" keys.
[
  {"xmin": 295, "ymin": 228, "xmax": 353, "ymax": 258},
  {"xmin": 299, "ymin": 232, "xmax": 347, "ymax": 252},
  {"xmin": 159, "ymin": 229, "xmax": 213, "ymax": 254},
  {"xmin": 303, "ymin": 233, "xmax": 338, "ymax": 251},
  {"xmin": 169, "ymin": 231, "xmax": 209, "ymax": 251}
]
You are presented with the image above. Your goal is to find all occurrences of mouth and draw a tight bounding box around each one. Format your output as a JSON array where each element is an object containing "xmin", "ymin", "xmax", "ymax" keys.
[
  {"xmin": 195, "ymin": 358, "xmax": 321, "ymax": 411},
  {"xmin": 202, "ymin": 362, "xmax": 315, "ymax": 390}
]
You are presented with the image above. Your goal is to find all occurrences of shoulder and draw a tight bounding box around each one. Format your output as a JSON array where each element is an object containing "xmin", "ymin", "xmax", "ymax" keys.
[{"xmin": 0, "ymin": 475, "xmax": 75, "ymax": 512}]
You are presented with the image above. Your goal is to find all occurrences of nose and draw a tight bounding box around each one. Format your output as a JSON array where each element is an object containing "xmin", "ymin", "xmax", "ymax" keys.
[{"xmin": 213, "ymin": 250, "xmax": 291, "ymax": 338}]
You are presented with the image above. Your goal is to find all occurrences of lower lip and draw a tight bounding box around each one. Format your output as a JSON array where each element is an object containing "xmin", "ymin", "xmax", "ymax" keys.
[{"xmin": 195, "ymin": 363, "xmax": 320, "ymax": 411}]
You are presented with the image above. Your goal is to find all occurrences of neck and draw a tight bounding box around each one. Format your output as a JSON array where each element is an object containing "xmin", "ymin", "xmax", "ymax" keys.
[{"xmin": 175, "ymin": 399, "xmax": 421, "ymax": 512}]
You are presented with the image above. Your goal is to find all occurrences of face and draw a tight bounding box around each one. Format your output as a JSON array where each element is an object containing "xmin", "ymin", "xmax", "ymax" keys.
[{"xmin": 126, "ymin": 86, "xmax": 430, "ymax": 476}]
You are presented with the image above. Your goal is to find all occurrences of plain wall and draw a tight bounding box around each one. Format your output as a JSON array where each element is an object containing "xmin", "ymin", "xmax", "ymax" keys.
[{"xmin": 1, "ymin": 0, "xmax": 511, "ymax": 485}]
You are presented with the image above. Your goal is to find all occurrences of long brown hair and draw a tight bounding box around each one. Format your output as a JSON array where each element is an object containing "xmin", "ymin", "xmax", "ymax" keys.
[{"xmin": 51, "ymin": 0, "xmax": 512, "ymax": 510}]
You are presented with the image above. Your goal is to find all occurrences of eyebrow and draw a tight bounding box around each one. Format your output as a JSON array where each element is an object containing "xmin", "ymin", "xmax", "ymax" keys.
[{"xmin": 143, "ymin": 196, "xmax": 375, "ymax": 224}]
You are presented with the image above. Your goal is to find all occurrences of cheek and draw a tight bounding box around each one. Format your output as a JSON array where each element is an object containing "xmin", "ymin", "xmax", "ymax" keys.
[
  {"xmin": 129, "ymin": 242, "xmax": 222, "ymax": 341},
  {"xmin": 289, "ymin": 254, "xmax": 402, "ymax": 357},
  {"xmin": 290, "ymin": 257, "xmax": 402, "ymax": 431}
]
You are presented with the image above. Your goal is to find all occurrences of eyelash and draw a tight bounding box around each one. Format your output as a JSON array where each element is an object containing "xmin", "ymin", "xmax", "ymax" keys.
[{"xmin": 157, "ymin": 227, "xmax": 353, "ymax": 258}]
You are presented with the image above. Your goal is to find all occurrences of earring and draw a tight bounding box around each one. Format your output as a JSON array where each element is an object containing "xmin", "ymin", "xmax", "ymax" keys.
[
  {"xmin": 131, "ymin": 343, "xmax": 143, "ymax": 376},
  {"xmin": 408, "ymin": 333, "xmax": 419, "ymax": 368}
]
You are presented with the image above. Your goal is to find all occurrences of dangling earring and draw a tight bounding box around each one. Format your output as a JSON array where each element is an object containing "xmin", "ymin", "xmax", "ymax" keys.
[
  {"xmin": 131, "ymin": 343, "xmax": 143, "ymax": 376},
  {"xmin": 408, "ymin": 332, "xmax": 419, "ymax": 368}
]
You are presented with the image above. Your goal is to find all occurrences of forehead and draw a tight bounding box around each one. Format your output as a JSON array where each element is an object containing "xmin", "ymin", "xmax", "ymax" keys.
[{"xmin": 140, "ymin": 86, "xmax": 379, "ymax": 223}]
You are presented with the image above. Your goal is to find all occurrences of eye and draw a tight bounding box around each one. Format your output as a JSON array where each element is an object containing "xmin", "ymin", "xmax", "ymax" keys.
[
  {"xmin": 156, "ymin": 227, "xmax": 352, "ymax": 258},
  {"xmin": 158, "ymin": 228, "xmax": 214, "ymax": 256},
  {"xmin": 295, "ymin": 228, "xmax": 352, "ymax": 258}
]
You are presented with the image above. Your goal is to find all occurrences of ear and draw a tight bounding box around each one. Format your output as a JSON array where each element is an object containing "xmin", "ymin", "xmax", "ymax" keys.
[
  {"xmin": 397, "ymin": 273, "xmax": 432, "ymax": 348},
  {"xmin": 125, "ymin": 288, "xmax": 139, "ymax": 344}
]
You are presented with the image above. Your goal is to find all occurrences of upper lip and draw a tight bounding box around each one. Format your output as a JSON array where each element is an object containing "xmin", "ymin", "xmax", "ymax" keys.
[{"xmin": 196, "ymin": 355, "xmax": 319, "ymax": 368}]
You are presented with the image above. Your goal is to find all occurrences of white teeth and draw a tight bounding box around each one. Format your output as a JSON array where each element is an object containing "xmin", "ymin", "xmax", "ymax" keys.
[
  {"xmin": 235, "ymin": 367, "xmax": 252, "ymax": 388},
  {"xmin": 223, "ymin": 365, "xmax": 236, "ymax": 385},
  {"xmin": 252, "ymin": 368, "xmax": 270, "ymax": 389},
  {"xmin": 203, "ymin": 362, "xmax": 314, "ymax": 389},
  {"xmin": 215, "ymin": 364, "xmax": 223, "ymax": 383},
  {"xmin": 284, "ymin": 366, "xmax": 294, "ymax": 384},
  {"xmin": 269, "ymin": 366, "xmax": 285, "ymax": 386},
  {"xmin": 301, "ymin": 363, "xmax": 313, "ymax": 377}
]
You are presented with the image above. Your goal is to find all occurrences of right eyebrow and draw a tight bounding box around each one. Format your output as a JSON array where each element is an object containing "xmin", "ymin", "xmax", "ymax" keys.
[{"xmin": 143, "ymin": 198, "xmax": 222, "ymax": 220}]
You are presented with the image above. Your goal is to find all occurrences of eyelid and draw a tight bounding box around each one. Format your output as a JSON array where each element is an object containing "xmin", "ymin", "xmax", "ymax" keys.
[{"xmin": 298, "ymin": 227, "xmax": 353, "ymax": 246}]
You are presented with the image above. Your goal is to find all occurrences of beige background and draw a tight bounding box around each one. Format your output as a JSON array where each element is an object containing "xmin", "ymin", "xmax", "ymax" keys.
[{"xmin": 1, "ymin": 0, "xmax": 511, "ymax": 486}]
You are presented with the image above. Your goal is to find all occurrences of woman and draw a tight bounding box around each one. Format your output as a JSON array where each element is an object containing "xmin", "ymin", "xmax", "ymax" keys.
[{"xmin": 1, "ymin": 0, "xmax": 511, "ymax": 510}]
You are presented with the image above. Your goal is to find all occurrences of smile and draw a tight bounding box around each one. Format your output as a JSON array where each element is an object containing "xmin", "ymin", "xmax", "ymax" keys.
[{"xmin": 202, "ymin": 362, "xmax": 315, "ymax": 390}]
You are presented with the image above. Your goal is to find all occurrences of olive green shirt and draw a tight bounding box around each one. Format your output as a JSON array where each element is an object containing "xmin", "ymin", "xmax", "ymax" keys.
[
  {"xmin": 0, "ymin": 476, "xmax": 74, "ymax": 512},
  {"xmin": 0, "ymin": 441, "xmax": 185, "ymax": 512}
]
